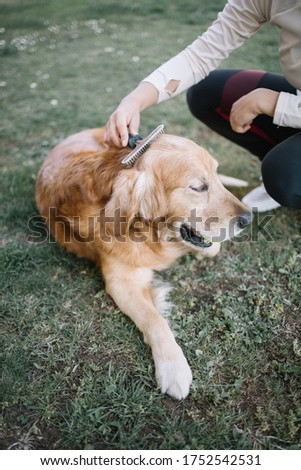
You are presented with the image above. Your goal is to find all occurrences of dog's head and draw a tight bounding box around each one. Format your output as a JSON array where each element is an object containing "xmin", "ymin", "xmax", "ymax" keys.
[{"xmin": 104, "ymin": 134, "xmax": 252, "ymax": 249}]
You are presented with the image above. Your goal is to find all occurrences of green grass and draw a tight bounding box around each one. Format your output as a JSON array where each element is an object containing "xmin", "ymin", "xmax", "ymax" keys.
[{"xmin": 1, "ymin": 0, "xmax": 301, "ymax": 450}]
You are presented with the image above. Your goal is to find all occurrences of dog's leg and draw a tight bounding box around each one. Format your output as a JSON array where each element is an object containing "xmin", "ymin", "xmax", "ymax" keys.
[{"xmin": 101, "ymin": 259, "xmax": 192, "ymax": 400}]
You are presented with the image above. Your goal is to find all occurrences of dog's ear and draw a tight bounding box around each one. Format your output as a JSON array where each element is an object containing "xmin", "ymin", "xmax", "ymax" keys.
[
  {"xmin": 103, "ymin": 169, "xmax": 140, "ymax": 239},
  {"xmin": 103, "ymin": 168, "xmax": 167, "ymax": 239},
  {"xmin": 133, "ymin": 170, "xmax": 167, "ymax": 221}
]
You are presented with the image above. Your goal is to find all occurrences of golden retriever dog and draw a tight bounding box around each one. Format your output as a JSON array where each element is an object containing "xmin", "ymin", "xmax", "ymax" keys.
[{"xmin": 36, "ymin": 128, "xmax": 251, "ymax": 400}]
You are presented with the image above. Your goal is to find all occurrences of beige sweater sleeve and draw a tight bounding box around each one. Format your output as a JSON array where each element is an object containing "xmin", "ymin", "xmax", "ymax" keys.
[
  {"xmin": 142, "ymin": 0, "xmax": 265, "ymax": 103},
  {"xmin": 273, "ymin": 91, "xmax": 301, "ymax": 129}
]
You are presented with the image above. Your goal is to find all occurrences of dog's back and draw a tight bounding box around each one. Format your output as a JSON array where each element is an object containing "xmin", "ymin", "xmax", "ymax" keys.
[{"xmin": 35, "ymin": 128, "xmax": 127, "ymax": 261}]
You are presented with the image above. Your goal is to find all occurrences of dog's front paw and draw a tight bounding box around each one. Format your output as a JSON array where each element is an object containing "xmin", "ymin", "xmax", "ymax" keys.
[{"xmin": 155, "ymin": 348, "xmax": 193, "ymax": 400}]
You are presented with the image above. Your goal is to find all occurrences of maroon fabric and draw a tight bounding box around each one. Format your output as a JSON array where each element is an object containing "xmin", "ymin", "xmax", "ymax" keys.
[
  {"xmin": 219, "ymin": 69, "xmax": 266, "ymax": 114},
  {"xmin": 216, "ymin": 69, "xmax": 278, "ymax": 146}
]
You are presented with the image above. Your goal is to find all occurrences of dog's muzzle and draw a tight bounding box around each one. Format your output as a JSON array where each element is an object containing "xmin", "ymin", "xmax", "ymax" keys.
[{"xmin": 180, "ymin": 224, "xmax": 212, "ymax": 248}]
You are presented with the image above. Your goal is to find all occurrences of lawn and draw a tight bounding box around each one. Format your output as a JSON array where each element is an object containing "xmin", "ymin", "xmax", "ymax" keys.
[{"xmin": 1, "ymin": 0, "xmax": 300, "ymax": 450}]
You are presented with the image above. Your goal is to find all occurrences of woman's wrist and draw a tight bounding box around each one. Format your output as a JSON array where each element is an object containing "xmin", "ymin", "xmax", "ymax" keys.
[
  {"xmin": 122, "ymin": 82, "xmax": 159, "ymax": 112},
  {"xmin": 255, "ymin": 88, "xmax": 279, "ymax": 117}
]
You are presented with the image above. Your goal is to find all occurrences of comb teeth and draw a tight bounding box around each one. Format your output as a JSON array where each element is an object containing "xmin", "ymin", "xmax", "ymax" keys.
[{"xmin": 122, "ymin": 124, "xmax": 165, "ymax": 168}]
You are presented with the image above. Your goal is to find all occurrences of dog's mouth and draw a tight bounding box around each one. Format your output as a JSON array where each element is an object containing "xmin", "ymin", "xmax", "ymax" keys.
[{"xmin": 180, "ymin": 224, "xmax": 212, "ymax": 248}]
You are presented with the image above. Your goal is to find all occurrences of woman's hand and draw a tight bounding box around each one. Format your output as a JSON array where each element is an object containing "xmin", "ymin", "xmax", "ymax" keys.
[
  {"xmin": 104, "ymin": 97, "xmax": 141, "ymax": 148},
  {"xmin": 230, "ymin": 88, "xmax": 279, "ymax": 133},
  {"xmin": 104, "ymin": 82, "xmax": 159, "ymax": 148}
]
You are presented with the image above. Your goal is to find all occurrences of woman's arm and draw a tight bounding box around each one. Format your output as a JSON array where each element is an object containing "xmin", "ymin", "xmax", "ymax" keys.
[
  {"xmin": 230, "ymin": 89, "xmax": 301, "ymax": 132},
  {"xmin": 105, "ymin": 0, "xmax": 267, "ymax": 146},
  {"xmin": 273, "ymin": 92, "xmax": 301, "ymax": 129}
]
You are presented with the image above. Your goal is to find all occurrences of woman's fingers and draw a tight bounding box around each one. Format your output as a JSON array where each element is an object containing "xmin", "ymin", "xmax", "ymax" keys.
[{"xmin": 104, "ymin": 106, "xmax": 140, "ymax": 147}]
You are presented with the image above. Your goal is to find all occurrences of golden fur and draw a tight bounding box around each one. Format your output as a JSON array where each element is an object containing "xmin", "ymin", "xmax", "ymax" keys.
[{"xmin": 36, "ymin": 128, "xmax": 251, "ymax": 399}]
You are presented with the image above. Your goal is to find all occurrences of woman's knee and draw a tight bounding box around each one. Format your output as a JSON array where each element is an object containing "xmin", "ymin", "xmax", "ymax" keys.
[
  {"xmin": 187, "ymin": 69, "xmax": 248, "ymax": 126},
  {"xmin": 186, "ymin": 81, "xmax": 212, "ymax": 121},
  {"xmin": 187, "ymin": 69, "xmax": 229, "ymax": 121}
]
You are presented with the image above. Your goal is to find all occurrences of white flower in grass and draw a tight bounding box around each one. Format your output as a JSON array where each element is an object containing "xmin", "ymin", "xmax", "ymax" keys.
[
  {"xmin": 11, "ymin": 35, "xmax": 37, "ymax": 51},
  {"xmin": 85, "ymin": 20, "xmax": 104, "ymax": 34},
  {"xmin": 0, "ymin": 28, "xmax": 5, "ymax": 33},
  {"xmin": 30, "ymin": 82, "xmax": 37, "ymax": 89},
  {"xmin": 48, "ymin": 25, "xmax": 60, "ymax": 34},
  {"xmin": 106, "ymin": 87, "xmax": 112, "ymax": 93},
  {"xmin": 50, "ymin": 99, "xmax": 58, "ymax": 106},
  {"xmin": 68, "ymin": 21, "xmax": 78, "ymax": 30},
  {"xmin": 0, "ymin": 81, "xmax": 7, "ymax": 87},
  {"xmin": 132, "ymin": 56, "xmax": 140, "ymax": 62},
  {"xmin": 104, "ymin": 46, "xmax": 115, "ymax": 53},
  {"xmin": 0, "ymin": 39, "xmax": 6, "ymax": 48}
]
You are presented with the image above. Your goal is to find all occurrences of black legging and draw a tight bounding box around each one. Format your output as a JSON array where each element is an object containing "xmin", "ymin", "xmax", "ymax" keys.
[{"xmin": 187, "ymin": 69, "xmax": 301, "ymax": 209}]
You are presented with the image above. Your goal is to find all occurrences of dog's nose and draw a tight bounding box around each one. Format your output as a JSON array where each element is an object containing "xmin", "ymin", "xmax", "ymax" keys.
[{"xmin": 237, "ymin": 211, "xmax": 252, "ymax": 229}]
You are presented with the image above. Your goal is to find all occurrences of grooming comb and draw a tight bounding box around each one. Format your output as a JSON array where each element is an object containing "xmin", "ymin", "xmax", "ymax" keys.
[{"xmin": 121, "ymin": 124, "xmax": 165, "ymax": 168}]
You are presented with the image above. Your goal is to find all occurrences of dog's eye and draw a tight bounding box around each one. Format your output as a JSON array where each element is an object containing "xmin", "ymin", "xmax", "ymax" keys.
[{"xmin": 189, "ymin": 184, "xmax": 208, "ymax": 193}]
